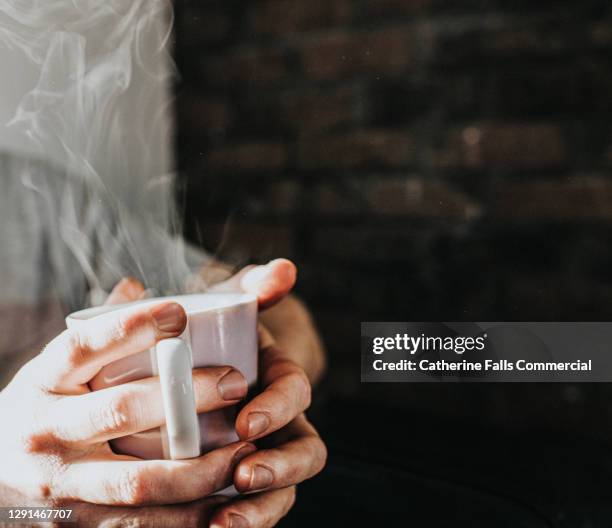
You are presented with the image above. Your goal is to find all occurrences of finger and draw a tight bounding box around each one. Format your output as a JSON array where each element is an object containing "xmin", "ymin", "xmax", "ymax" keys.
[
  {"xmin": 67, "ymin": 495, "xmax": 227, "ymax": 528},
  {"xmin": 235, "ymin": 351, "xmax": 311, "ymax": 441},
  {"xmin": 240, "ymin": 259, "xmax": 296, "ymax": 309},
  {"xmin": 38, "ymin": 301, "xmax": 187, "ymax": 392},
  {"xmin": 209, "ymin": 259, "xmax": 297, "ymax": 309},
  {"xmin": 46, "ymin": 367, "xmax": 247, "ymax": 444},
  {"xmin": 59, "ymin": 442, "xmax": 256, "ymax": 505},
  {"xmin": 209, "ymin": 487, "xmax": 296, "ymax": 528},
  {"xmin": 234, "ymin": 415, "xmax": 327, "ymax": 494},
  {"xmin": 105, "ymin": 277, "xmax": 145, "ymax": 305}
]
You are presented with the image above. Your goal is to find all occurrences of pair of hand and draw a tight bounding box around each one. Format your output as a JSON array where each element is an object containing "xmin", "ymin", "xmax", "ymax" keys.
[{"xmin": 0, "ymin": 259, "xmax": 326, "ymax": 527}]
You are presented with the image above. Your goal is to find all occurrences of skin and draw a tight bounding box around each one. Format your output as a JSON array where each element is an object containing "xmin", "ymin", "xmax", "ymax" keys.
[{"xmin": 0, "ymin": 259, "xmax": 327, "ymax": 527}]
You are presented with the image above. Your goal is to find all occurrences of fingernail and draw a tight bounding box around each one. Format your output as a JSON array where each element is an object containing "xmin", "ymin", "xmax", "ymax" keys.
[
  {"xmin": 228, "ymin": 513, "xmax": 249, "ymax": 528},
  {"xmin": 232, "ymin": 443, "xmax": 256, "ymax": 465},
  {"xmin": 247, "ymin": 412, "xmax": 270, "ymax": 438},
  {"xmin": 248, "ymin": 464, "xmax": 274, "ymax": 491},
  {"xmin": 218, "ymin": 370, "xmax": 248, "ymax": 401},
  {"xmin": 151, "ymin": 302, "xmax": 186, "ymax": 334}
]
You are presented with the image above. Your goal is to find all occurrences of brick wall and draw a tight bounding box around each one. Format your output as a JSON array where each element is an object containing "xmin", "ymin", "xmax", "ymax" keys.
[{"xmin": 173, "ymin": 1, "xmax": 612, "ymax": 419}]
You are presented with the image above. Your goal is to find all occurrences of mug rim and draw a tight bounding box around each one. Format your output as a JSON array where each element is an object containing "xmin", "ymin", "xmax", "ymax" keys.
[{"xmin": 66, "ymin": 292, "xmax": 257, "ymax": 323}]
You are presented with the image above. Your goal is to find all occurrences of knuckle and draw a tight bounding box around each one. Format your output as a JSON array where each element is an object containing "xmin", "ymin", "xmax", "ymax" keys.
[
  {"xmin": 115, "ymin": 312, "xmax": 141, "ymax": 340},
  {"xmin": 97, "ymin": 392, "xmax": 133, "ymax": 435},
  {"xmin": 267, "ymin": 388, "xmax": 294, "ymax": 420},
  {"xmin": 288, "ymin": 371, "xmax": 311, "ymax": 410},
  {"xmin": 263, "ymin": 356, "xmax": 295, "ymax": 380},
  {"xmin": 268, "ymin": 449, "xmax": 293, "ymax": 481},
  {"xmin": 23, "ymin": 431, "xmax": 62, "ymax": 455},
  {"xmin": 105, "ymin": 313, "xmax": 134, "ymax": 346},
  {"xmin": 23, "ymin": 431, "xmax": 43, "ymax": 454},
  {"xmin": 232, "ymin": 503, "xmax": 259, "ymax": 527},
  {"xmin": 274, "ymin": 452, "xmax": 300, "ymax": 484},
  {"xmin": 199, "ymin": 453, "xmax": 235, "ymax": 495},
  {"xmin": 105, "ymin": 311, "xmax": 151, "ymax": 351},
  {"xmin": 114, "ymin": 468, "xmax": 149, "ymax": 505},
  {"xmin": 64, "ymin": 331, "xmax": 92, "ymax": 370},
  {"xmin": 118, "ymin": 310, "xmax": 154, "ymax": 339}
]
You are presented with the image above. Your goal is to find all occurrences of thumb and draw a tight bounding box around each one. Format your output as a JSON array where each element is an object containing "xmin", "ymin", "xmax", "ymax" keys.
[{"xmin": 209, "ymin": 259, "xmax": 297, "ymax": 310}]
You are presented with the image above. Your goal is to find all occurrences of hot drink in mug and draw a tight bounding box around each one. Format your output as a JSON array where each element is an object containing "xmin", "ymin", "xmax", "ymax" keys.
[{"xmin": 67, "ymin": 293, "xmax": 258, "ymax": 461}]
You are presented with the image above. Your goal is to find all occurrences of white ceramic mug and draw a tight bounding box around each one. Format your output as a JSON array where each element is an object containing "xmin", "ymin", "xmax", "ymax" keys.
[{"xmin": 66, "ymin": 293, "xmax": 258, "ymax": 460}]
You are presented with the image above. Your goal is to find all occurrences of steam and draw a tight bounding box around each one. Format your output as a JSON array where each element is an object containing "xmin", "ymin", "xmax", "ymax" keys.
[{"xmin": 0, "ymin": 0, "xmax": 206, "ymax": 309}]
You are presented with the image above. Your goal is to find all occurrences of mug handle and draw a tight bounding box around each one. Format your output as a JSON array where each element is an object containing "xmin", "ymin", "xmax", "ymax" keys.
[{"xmin": 156, "ymin": 338, "xmax": 201, "ymax": 459}]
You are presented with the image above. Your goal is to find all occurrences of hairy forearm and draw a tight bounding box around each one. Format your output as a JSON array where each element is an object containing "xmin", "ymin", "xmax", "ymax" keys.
[{"xmin": 259, "ymin": 295, "xmax": 326, "ymax": 385}]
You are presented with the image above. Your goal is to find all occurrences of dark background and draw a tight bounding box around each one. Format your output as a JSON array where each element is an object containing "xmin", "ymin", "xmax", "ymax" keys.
[{"xmin": 171, "ymin": 1, "xmax": 612, "ymax": 523}]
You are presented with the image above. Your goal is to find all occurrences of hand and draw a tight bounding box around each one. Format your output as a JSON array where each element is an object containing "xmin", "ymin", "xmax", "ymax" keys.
[
  {"xmin": 204, "ymin": 258, "xmax": 297, "ymax": 309},
  {"xmin": 0, "ymin": 278, "xmax": 256, "ymax": 506},
  {"xmin": 204, "ymin": 260, "xmax": 328, "ymax": 528},
  {"xmin": 0, "ymin": 480, "xmax": 228, "ymax": 528}
]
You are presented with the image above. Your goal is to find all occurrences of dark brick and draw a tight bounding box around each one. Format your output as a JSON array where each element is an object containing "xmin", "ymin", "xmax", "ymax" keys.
[
  {"xmin": 591, "ymin": 20, "xmax": 612, "ymax": 47},
  {"xmin": 365, "ymin": 79, "xmax": 438, "ymax": 125},
  {"xmin": 492, "ymin": 178, "xmax": 612, "ymax": 221},
  {"xmin": 176, "ymin": 8, "xmax": 232, "ymax": 46},
  {"xmin": 244, "ymin": 181, "xmax": 299, "ymax": 215},
  {"xmin": 491, "ymin": 27, "xmax": 570, "ymax": 55},
  {"xmin": 299, "ymin": 130, "xmax": 414, "ymax": 169},
  {"xmin": 231, "ymin": 92, "xmax": 286, "ymax": 136},
  {"xmin": 176, "ymin": 92, "xmax": 232, "ymax": 132},
  {"xmin": 300, "ymin": 29, "xmax": 413, "ymax": 80},
  {"xmin": 361, "ymin": 0, "xmax": 432, "ymax": 18},
  {"xmin": 207, "ymin": 142, "xmax": 287, "ymax": 171},
  {"xmin": 203, "ymin": 47, "xmax": 288, "ymax": 85},
  {"xmin": 426, "ymin": 18, "xmax": 576, "ymax": 66},
  {"xmin": 315, "ymin": 178, "xmax": 480, "ymax": 220},
  {"xmin": 435, "ymin": 123, "xmax": 567, "ymax": 169},
  {"xmin": 199, "ymin": 221, "xmax": 294, "ymax": 262},
  {"xmin": 311, "ymin": 225, "xmax": 425, "ymax": 262},
  {"xmin": 298, "ymin": 265, "xmax": 392, "ymax": 313},
  {"xmin": 505, "ymin": 273, "xmax": 612, "ymax": 320},
  {"xmin": 483, "ymin": 65, "xmax": 612, "ymax": 118},
  {"xmin": 606, "ymin": 140, "xmax": 612, "ymax": 165},
  {"xmin": 248, "ymin": 0, "xmax": 352, "ymax": 35},
  {"xmin": 282, "ymin": 85, "xmax": 356, "ymax": 135},
  {"xmin": 173, "ymin": 0, "xmax": 612, "ymax": 412}
]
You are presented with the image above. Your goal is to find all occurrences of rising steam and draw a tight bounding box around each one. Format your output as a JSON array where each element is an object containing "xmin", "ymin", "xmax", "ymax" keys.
[{"xmin": 0, "ymin": 0, "xmax": 206, "ymax": 309}]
